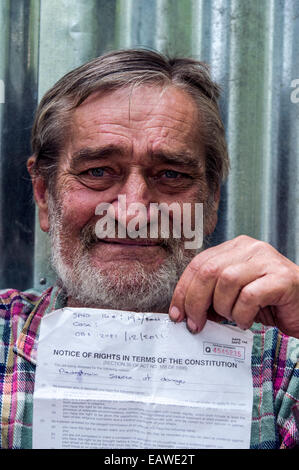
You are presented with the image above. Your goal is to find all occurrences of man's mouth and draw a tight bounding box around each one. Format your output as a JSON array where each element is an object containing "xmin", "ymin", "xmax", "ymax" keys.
[{"xmin": 98, "ymin": 238, "xmax": 162, "ymax": 247}]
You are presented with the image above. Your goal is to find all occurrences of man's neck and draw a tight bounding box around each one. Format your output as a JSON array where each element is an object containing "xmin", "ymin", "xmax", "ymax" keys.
[{"xmin": 66, "ymin": 296, "xmax": 169, "ymax": 314}]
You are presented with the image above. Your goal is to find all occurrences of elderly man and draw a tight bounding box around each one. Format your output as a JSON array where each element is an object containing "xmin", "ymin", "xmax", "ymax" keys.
[{"xmin": 0, "ymin": 49, "xmax": 298, "ymax": 449}]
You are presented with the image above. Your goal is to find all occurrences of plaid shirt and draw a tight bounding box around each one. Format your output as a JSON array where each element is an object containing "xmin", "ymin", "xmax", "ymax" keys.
[{"xmin": 0, "ymin": 285, "xmax": 298, "ymax": 449}]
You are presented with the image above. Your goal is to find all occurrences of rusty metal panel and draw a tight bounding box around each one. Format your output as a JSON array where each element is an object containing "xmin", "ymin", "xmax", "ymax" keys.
[{"xmin": 0, "ymin": 0, "xmax": 298, "ymax": 290}]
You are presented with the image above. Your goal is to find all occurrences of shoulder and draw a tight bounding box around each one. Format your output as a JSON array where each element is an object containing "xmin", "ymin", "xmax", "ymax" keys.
[
  {"xmin": 251, "ymin": 321, "xmax": 299, "ymax": 358},
  {"xmin": 251, "ymin": 322, "xmax": 299, "ymax": 382},
  {"xmin": 0, "ymin": 287, "xmax": 53, "ymax": 322},
  {"xmin": 250, "ymin": 323, "xmax": 299, "ymax": 400},
  {"xmin": 250, "ymin": 323, "xmax": 299, "ymax": 448}
]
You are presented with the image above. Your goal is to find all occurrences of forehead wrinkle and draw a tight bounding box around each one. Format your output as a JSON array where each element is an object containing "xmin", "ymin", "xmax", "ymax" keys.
[
  {"xmin": 127, "ymin": 82, "xmax": 168, "ymax": 124},
  {"xmin": 126, "ymin": 84, "xmax": 197, "ymax": 125},
  {"xmin": 73, "ymin": 86, "xmax": 199, "ymax": 138},
  {"xmin": 66, "ymin": 85, "xmax": 204, "ymax": 168},
  {"xmin": 123, "ymin": 106, "xmax": 196, "ymax": 130}
]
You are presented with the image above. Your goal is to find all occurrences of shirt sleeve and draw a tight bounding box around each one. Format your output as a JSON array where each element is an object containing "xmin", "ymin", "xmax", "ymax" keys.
[{"xmin": 274, "ymin": 334, "xmax": 299, "ymax": 448}]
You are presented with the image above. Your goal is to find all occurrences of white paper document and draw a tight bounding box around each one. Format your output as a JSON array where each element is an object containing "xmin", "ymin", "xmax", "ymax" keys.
[{"xmin": 33, "ymin": 308, "xmax": 254, "ymax": 449}]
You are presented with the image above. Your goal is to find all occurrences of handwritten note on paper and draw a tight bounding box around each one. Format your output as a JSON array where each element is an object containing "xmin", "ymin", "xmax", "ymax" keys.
[{"xmin": 33, "ymin": 308, "xmax": 254, "ymax": 449}]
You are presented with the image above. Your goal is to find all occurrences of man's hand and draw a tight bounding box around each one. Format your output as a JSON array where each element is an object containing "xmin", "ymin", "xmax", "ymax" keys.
[{"xmin": 169, "ymin": 235, "xmax": 299, "ymax": 338}]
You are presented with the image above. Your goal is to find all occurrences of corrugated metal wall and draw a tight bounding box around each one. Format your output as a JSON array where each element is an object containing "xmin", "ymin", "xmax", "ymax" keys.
[{"xmin": 0, "ymin": 0, "xmax": 298, "ymax": 291}]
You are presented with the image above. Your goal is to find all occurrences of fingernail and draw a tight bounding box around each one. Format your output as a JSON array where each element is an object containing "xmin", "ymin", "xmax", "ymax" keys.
[
  {"xmin": 169, "ymin": 306, "xmax": 181, "ymax": 322},
  {"xmin": 187, "ymin": 318, "xmax": 198, "ymax": 334}
]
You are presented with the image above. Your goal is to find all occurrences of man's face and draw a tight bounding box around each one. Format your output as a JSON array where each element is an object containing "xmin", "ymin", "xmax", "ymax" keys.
[{"xmin": 43, "ymin": 84, "xmax": 218, "ymax": 311}]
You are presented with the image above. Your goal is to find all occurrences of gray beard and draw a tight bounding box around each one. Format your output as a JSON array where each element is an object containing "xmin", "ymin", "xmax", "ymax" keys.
[{"xmin": 48, "ymin": 197, "xmax": 199, "ymax": 313}]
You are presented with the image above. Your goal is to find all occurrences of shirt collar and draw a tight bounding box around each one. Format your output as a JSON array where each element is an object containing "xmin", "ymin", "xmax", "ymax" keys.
[{"xmin": 13, "ymin": 284, "xmax": 67, "ymax": 365}]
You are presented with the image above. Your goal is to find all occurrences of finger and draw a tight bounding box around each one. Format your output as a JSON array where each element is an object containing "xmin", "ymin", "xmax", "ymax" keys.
[
  {"xmin": 183, "ymin": 259, "xmax": 220, "ymax": 332},
  {"xmin": 187, "ymin": 307, "xmax": 226, "ymax": 333},
  {"xmin": 169, "ymin": 241, "xmax": 240, "ymax": 322},
  {"xmin": 169, "ymin": 246, "xmax": 225, "ymax": 322},
  {"xmin": 255, "ymin": 306, "xmax": 276, "ymax": 327},
  {"xmin": 178, "ymin": 250, "xmax": 259, "ymax": 329},
  {"xmin": 231, "ymin": 274, "xmax": 283, "ymax": 330},
  {"xmin": 213, "ymin": 262, "xmax": 267, "ymax": 320}
]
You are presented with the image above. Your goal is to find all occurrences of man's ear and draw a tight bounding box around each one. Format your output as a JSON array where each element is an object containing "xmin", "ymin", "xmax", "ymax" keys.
[{"xmin": 27, "ymin": 155, "xmax": 50, "ymax": 232}]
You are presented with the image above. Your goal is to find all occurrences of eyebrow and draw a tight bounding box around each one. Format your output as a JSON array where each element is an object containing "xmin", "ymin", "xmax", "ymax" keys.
[
  {"xmin": 150, "ymin": 151, "xmax": 202, "ymax": 170},
  {"xmin": 70, "ymin": 145, "xmax": 125, "ymax": 169},
  {"xmin": 70, "ymin": 145, "xmax": 203, "ymax": 171}
]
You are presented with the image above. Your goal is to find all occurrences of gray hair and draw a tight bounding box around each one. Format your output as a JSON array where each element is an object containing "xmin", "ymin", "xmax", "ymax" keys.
[{"xmin": 31, "ymin": 48, "xmax": 229, "ymax": 193}]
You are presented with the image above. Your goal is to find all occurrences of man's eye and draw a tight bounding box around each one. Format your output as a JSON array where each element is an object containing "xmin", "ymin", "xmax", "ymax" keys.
[
  {"xmin": 163, "ymin": 170, "xmax": 180, "ymax": 178},
  {"xmin": 88, "ymin": 167, "xmax": 105, "ymax": 177}
]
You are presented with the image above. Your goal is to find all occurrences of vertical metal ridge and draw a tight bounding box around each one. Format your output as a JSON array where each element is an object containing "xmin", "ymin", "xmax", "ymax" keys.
[{"xmin": 227, "ymin": 0, "xmax": 271, "ymax": 240}]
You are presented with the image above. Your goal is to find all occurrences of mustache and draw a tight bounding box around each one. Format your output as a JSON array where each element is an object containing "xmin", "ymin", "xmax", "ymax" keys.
[{"xmin": 79, "ymin": 220, "xmax": 184, "ymax": 253}]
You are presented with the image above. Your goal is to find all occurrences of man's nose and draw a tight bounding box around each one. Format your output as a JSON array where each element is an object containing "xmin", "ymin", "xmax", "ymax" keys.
[{"xmin": 112, "ymin": 171, "xmax": 151, "ymax": 227}]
